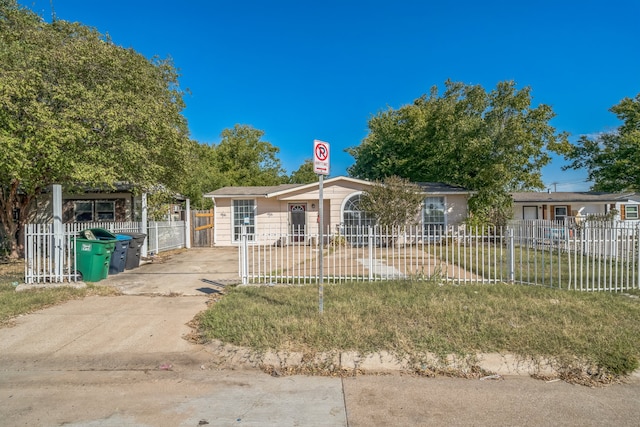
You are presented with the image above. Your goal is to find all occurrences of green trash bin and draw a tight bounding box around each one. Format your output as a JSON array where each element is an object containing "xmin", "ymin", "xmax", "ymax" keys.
[
  {"xmin": 78, "ymin": 228, "xmax": 128, "ymax": 275},
  {"xmin": 75, "ymin": 236, "xmax": 115, "ymax": 282}
]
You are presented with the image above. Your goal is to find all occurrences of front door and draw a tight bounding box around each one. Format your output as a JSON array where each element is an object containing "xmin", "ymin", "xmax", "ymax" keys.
[
  {"xmin": 289, "ymin": 203, "xmax": 307, "ymax": 243},
  {"xmin": 523, "ymin": 206, "xmax": 538, "ymax": 220}
]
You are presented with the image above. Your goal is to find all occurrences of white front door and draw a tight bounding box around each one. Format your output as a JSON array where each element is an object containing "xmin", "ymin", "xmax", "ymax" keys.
[{"xmin": 523, "ymin": 206, "xmax": 538, "ymax": 220}]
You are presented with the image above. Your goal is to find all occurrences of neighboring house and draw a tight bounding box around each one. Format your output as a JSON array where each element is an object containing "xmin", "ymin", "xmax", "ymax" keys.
[
  {"xmin": 63, "ymin": 184, "xmax": 139, "ymax": 223},
  {"xmin": 205, "ymin": 176, "xmax": 471, "ymax": 246},
  {"xmin": 32, "ymin": 183, "xmax": 140, "ymax": 224},
  {"xmin": 511, "ymin": 191, "xmax": 640, "ymax": 222},
  {"xmin": 32, "ymin": 183, "xmax": 190, "ymax": 224}
]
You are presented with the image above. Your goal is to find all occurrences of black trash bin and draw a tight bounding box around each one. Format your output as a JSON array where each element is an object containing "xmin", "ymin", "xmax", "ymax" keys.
[
  {"xmin": 80, "ymin": 228, "xmax": 130, "ymax": 275},
  {"xmin": 119, "ymin": 232, "xmax": 147, "ymax": 270}
]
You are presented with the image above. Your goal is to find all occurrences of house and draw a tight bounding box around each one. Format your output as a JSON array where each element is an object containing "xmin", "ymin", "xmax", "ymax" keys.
[
  {"xmin": 32, "ymin": 183, "xmax": 140, "ymax": 224},
  {"xmin": 205, "ymin": 176, "xmax": 471, "ymax": 246},
  {"xmin": 31, "ymin": 183, "xmax": 190, "ymax": 224},
  {"xmin": 511, "ymin": 191, "xmax": 640, "ymax": 222}
]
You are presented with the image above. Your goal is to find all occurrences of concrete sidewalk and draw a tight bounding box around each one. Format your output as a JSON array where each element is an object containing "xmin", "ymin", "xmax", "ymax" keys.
[{"xmin": 2, "ymin": 247, "xmax": 640, "ymax": 426}]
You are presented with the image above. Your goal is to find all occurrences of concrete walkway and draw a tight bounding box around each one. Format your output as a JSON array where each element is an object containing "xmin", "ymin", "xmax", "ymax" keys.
[{"xmin": 2, "ymin": 247, "xmax": 640, "ymax": 426}]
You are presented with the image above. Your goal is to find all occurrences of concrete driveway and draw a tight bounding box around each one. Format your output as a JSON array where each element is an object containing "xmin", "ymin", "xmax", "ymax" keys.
[
  {"xmin": 102, "ymin": 247, "xmax": 241, "ymax": 295},
  {"xmin": 2, "ymin": 247, "xmax": 640, "ymax": 426}
]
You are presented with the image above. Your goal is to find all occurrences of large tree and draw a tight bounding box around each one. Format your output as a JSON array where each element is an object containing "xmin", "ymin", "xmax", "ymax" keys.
[
  {"xmin": 563, "ymin": 94, "xmax": 640, "ymax": 192},
  {"xmin": 347, "ymin": 80, "xmax": 568, "ymax": 224},
  {"xmin": 214, "ymin": 124, "xmax": 287, "ymax": 186},
  {"xmin": 0, "ymin": 1, "xmax": 191, "ymax": 257}
]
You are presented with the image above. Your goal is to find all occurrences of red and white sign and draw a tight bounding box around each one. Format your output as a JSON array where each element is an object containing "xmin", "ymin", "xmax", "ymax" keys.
[{"xmin": 313, "ymin": 140, "xmax": 330, "ymax": 175}]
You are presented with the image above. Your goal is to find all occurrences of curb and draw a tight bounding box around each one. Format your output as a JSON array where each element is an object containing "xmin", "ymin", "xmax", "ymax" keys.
[{"xmin": 206, "ymin": 340, "xmax": 564, "ymax": 378}]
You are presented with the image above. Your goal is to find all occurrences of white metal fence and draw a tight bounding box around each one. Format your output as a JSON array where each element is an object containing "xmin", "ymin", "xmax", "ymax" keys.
[
  {"xmin": 239, "ymin": 221, "xmax": 640, "ymax": 292},
  {"xmin": 24, "ymin": 221, "xmax": 187, "ymax": 283}
]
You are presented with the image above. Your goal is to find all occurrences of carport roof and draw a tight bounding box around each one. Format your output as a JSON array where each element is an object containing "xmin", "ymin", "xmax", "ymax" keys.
[{"xmin": 512, "ymin": 191, "xmax": 640, "ymax": 203}]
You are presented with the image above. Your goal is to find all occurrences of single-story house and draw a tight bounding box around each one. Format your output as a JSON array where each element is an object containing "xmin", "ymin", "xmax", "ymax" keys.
[
  {"xmin": 31, "ymin": 183, "xmax": 189, "ymax": 224},
  {"xmin": 32, "ymin": 183, "xmax": 140, "ymax": 224},
  {"xmin": 205, "ymin": 176, "xmax": 471, "ymax": 246},
  {"xmin": 511, "ymin": 191, "xmax": 640, "ymax": 222}
]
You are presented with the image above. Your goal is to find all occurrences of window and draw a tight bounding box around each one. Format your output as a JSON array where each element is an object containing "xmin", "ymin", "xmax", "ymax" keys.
[
  {"xmin": 625, "ymin": 205, "xmax": 639, "ymax": 220},
  {"xmin": 342, "ymin": 194, "xmax": 376, "ymax": 232},
  {"xmin": 74, "ymin": 201, "xmax": 94, "ymax": 222},
  {"xmin": 554, "ymin": 206, "xmax": 567, "ymax": 220},
  {"xmin": 74, "ymin": 200, "xmax": 115, "ymax": 222},
  {"xmin": 233, "ymin": 199, "xmax": 255, "ymax": 242},
  {"xmin": 423, "ymin": 197, "xmax": 446, "ymax": 235},
  {"xmin": 96, "ymin": 201, "xmax": 115, "ymax": 221},
  {"xmin": 341, "ymin": 193, "xmax": 376, "ymax": 246}
]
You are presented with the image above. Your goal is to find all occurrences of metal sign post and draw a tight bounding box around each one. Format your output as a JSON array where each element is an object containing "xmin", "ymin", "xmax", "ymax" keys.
[{"xmin": 313, "ymin": 140, "xmax": 330, "ymax": 314}]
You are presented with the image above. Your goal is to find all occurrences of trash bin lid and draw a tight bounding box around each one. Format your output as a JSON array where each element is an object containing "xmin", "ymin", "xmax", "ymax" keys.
[
  {"xmin": 115, "ymin": 234, "xmax": 132, "ymax": 241},
  {"xmin": 120, "ymin": 232, "xmax": 147, "ymax": 240},
  {"xmin": 88, "ymin": 228, "xmax": 117, "ymax": 239}
]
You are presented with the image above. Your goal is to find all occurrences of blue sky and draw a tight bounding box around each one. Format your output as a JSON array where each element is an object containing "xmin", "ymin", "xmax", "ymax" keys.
[{"xmin": 19, "ymin": 0, "xmax": 640, "ymax": 191}]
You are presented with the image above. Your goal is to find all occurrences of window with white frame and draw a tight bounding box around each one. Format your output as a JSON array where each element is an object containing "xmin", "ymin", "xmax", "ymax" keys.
[
  {"xmin": 625, "ymin": 205, "xmax": 639, "ymax": 220},
  {"xmin": 342, "ymin": 194, "xmax": 376, "ymax": 232},
  {"xmin": 233, "ymin": 199, "xmax": 256, "ymax": 242},
  {"xmin": 423, "ymin": 197, "xmax": 445, "ymax": 235}
]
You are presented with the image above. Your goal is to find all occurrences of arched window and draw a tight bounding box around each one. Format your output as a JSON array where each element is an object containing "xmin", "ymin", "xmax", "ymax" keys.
[{"xmin": 341, "ymin": 193, "xmax": 376, "ymax": 236}]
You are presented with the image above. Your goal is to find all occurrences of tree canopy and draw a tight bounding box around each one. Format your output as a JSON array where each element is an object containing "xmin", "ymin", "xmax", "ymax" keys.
[
  {"xmin": 288, "ymin": 159, "xmax": 318, "ymax": 184},
  {"xmin": 213, "ymin": 124, "xmax": 287, "ymax": 187},
  {"xmin": 562, "ymin": 94, "xmax": 640, "ymax": 192},
  {"xmin": 0, "ymin": 1, "xmax": 191, "ymax": 256},
  {"xmin": 347, "ymin": 80, "xmax": 568, "ymax": 224}
]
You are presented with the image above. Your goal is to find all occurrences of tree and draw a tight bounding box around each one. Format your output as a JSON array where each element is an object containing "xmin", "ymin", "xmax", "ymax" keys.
[
  {"xmin": 347, "ymin": 80, "xmax": 568, "ymax": 225},
  {"xmin": 289, "ymin": 159, "xmax": 318, "ymax": 184},
  {"xmin": 359, "ymin": 176, "xmax": 425, "ymax": 228},
  {"xmin": 214, "ymin": 124, "xmax": 287, "ymax": 186},
  {"xmin": 563, "ymin": 94, "xmax": 640, "ymax": 192},
  {"xmin": 178, "ymin": 141, "xmax": 219, "ymax": 209},
  {"xmin": 0, "ymin": 1, "xmax": 191, "ymax": 257}
]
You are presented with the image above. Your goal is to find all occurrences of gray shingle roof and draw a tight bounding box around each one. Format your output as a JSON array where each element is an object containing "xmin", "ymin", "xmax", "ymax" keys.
[
  {"xmin": 415, "ymin": 182, "xmax": 470, "ymax": 194},
  {"xmin": 207, "ymin": 180, "xmax": 472, "ymax": 198},
  {"xmin": 206, "ymin": 184, "xmax": 304, "ymax": 198}
]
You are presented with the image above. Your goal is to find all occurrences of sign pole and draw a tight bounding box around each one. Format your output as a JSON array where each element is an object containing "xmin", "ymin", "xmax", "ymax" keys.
[
  {"xmin": 318, "ymin": 174, "xmax": 324, "ymax": 314},
  {"xmin": 313, "ymin": 139, "xmax": 329, "ymax": 315}
]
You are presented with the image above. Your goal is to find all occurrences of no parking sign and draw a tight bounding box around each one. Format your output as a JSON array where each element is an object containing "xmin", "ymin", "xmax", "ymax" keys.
[{"xmin": 313, "ymin": 140, "xmax": 330, "ymax": 175}]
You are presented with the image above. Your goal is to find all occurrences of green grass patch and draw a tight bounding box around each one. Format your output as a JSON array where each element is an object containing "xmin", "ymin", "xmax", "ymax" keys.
[{"xmin": 198, "ymin": 281, "xmax": 640, "ymax": 376}]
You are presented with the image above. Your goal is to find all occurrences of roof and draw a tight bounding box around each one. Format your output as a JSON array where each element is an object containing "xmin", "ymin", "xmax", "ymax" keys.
[
  {"xmin": 512, "ymin": 191, "xmax": 640, "ymax": 203},
  {"xmin": 205, "ymin": 176, "xmax": 372, "ymax": 199},
  {"xmin": 416, "ymin": 182, "xmax": 470, "ymax": 194},
  {"xmin": 206, "ymin": 176, "xmax": 472, "ymax": 199},
  {"xmin": 206, "ymin": 184, "xmax": 303, "ymax": 198}
]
